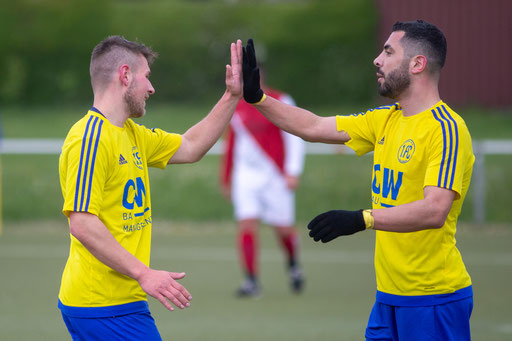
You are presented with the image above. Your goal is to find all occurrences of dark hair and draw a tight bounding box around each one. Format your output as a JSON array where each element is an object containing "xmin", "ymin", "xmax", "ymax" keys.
[
  {"xmin": 392, "ymin": 20, "xmax": 447, "ymax": 73},
  {"xmin": 90, "ymin": 36, "xmax": 158, "ymax": 91}
]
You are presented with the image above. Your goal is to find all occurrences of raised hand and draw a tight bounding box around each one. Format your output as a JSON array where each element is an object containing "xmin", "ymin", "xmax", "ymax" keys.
[
  {"xmin": 226, "ymin": 39, "xmax": 243, "ymax": 99},
  {"xmin": 242, "ymin": 39, "xmax": 265, "ymax": 104}
]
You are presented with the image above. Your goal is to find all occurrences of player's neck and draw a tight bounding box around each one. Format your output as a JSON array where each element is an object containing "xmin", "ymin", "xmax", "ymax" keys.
[
  {"xmin": 92, "ymin": 97, "xmax": 129, "ymax": 128},
  {"xmin": 397, "ymin": 81, "xmax": 441, "ymax": 117}
]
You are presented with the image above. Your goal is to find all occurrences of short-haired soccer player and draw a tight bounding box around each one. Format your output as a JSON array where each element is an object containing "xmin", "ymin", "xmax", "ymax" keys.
[
  {"xmin": 58, "ymin": 36, "xmax": 243, "ymax": 340},
  {"xmin": 243, "ymin": 20, "xmax": 474, "ymax": 340}
]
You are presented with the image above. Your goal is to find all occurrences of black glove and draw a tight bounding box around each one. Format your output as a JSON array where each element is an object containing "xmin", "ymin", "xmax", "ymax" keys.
[
  {"xmin": 307, "ymin": 210, "xmax": 366, "ymax": 243},
  {"xmin": 242, "ymin": 39, "xmax": 265, "ymax": 104}
]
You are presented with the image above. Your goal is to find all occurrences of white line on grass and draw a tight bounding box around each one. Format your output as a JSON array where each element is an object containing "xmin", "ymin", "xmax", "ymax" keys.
[
  {"xmin": 495, "ymin": 323, "xmax": 512, "ymax": 335},
  {"xmin": 0, "ymin": 244, "xmax": 512, "ymax": 266}
]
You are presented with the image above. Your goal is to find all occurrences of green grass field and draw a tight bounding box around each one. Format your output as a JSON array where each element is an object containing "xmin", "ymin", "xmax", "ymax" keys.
[
  {"xmin": 1, "ymin": 103, "xmax": 511, "ymax": 340},
  {"xmin": 0, "ymin": 220, "xmax": 511, "ymax": 340}
]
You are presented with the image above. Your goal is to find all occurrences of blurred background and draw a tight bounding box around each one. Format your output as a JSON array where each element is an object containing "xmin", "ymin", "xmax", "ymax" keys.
[{"xmin": 0, "ymin": 0, "xmax": 511, "ymax": 340}]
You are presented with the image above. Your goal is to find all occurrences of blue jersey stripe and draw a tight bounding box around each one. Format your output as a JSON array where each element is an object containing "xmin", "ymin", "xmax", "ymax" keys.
[
  {"xmin": 437, "ymin": 107, "xmax": 454, "ymax": 188},
  {"xmin": 74, "ymin": 116, "xmax": 94, "ymax": 212},
  {"xmin": 79, "ymin": 117, "xmax": 99, "ymax": 211},
  {"xmin": 441, "ymin": 105, "xmax": 459, "ymax": 189},
  {"xmin": 85, "ymin": 119, "xmax": 103, "ymax": 211},
  {"xmin": 431, "ymin": 109, "xmax": 447, "ymax": 187}
]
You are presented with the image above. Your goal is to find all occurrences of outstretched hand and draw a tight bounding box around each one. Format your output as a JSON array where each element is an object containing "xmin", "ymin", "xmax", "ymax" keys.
[
  {"xmin": 137, "ymin": 268, "xmax": 192, "ymax": 311},
  {"xmin": 226, "ymin": 39, "xmax": 243, "ymax": 99},
  {"xmin": 242, "ymin": 39, "xmax": 265, "ymax": 104},
  {"xmin": 307, "ymin": 209, "xmax": 366, "ymax": 243}
]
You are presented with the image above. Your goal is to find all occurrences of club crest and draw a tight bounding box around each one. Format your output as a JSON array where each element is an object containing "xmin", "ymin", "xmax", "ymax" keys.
[
  {"xmin": 132, "ymin": 146, "xmax": 143, "ymax": 170},
  {"xmin": 397, "ymin": 139, "xmax": 415, "ymax": 164}
]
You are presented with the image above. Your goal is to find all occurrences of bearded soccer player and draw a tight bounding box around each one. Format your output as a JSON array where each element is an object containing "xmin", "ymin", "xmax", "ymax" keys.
[
  {"xmin": 58, "ymin": 36, "xmax": 243, "ymax": 340},
  {"xmin": 243, "ymin": 20, "xmax": 473, "ymax": 340}
]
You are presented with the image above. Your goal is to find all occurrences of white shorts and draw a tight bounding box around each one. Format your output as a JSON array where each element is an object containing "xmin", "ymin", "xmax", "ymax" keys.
[{"xmin": 232, "ymin": 173, "xmax": 295, "ymax": 227}]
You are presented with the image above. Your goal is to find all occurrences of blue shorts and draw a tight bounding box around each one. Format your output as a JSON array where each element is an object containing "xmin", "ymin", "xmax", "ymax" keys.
[
  {"xmin": 365, "ymin": 297, "xmax": 473, "ymax": 341},
  {"xmin": 61, "ymin": 310, "xmax": 162, "ymax": 341}
]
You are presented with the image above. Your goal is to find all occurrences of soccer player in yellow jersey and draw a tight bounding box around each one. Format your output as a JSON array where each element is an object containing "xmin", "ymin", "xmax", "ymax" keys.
[
  {"xmin": 243, "ymin": 20, "xmax": 473, "ymax": 340},
  {"xmin": 58, "ymin": 36, "xmax": 243, "ymax": 340}
]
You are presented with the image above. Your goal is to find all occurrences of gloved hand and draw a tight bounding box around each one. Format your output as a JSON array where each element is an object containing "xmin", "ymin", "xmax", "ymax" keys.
[
  {"xmin": 242, "ymin": 39, "xmax": 265, "ymax": 104},
  {"xmin": 307, "ymin": 209, "xmax": 366, "ymax": 243}
]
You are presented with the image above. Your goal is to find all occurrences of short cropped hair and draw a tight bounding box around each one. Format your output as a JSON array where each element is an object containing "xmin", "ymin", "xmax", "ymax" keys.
[
  {"xmin": 392, "ymin": 20, "xmax": 447, "ymax": 74},
  {"xmin": 90, "ymin": 36, "xmax": 158, "ymax": 92}
]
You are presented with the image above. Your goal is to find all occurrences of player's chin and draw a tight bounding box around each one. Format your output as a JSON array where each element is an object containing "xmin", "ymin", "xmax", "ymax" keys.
[
  {"xmin": 137, "ymin": 103, "xmax": 148, "ymax": 117},
  {"xmin": 130, "ymin": 109, "xmax": 146, "ymax": 118}
]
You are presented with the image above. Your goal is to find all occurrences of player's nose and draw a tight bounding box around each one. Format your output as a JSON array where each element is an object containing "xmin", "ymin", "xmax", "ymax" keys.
[{"xmin": 373, "ymin": 57, "xmax": 381, "ymax": 68}]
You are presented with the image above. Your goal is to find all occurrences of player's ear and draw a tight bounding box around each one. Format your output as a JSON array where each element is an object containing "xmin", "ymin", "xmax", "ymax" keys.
[
  {"xmin": 410, "ymin": 55, "xmax": 427, "ymax": 75},
  {"xmin": 119, "ymin": 64, "xmax": 131, "ymax": 87}
]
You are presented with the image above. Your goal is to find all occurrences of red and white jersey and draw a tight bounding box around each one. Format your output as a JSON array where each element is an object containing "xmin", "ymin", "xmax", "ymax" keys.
[{"xmin": 221, "ymin": 89, "xmax": 305, "ymax": 188}]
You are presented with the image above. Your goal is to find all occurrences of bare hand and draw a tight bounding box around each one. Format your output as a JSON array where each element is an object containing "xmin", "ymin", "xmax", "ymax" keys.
[
  {"xmin": 225, "ymin": 40, "xmax": 243, "ymax": 99},
  {"xmin": 220, "ymin": 183, "xmax": 231, "ymax": 200},
  {"xmin": 285, "ymin": 175, "xmax": 300, "ymax": 191},
  {"xmin": 137, "ymin": 268, "xmax": 192, "ymax": 311}
]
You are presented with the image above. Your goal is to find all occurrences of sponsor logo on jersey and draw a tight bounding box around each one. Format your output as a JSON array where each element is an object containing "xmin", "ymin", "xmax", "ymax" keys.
[
  {"xmin": 132, "ymin": 146, "xmax": 143, "ymax": 170},
  {"xmin": 119, "ymin": 154, "xmax": 128, "ymax": 165},
  {"xmin": 378, "ymin": 136, "xmax": 385, "ymax": 145},
  {"xmin": 397, "ymin": 139, "xmax": 415, "ymax": 163},
  {"xmin": 122, "ymin": 177, "xmax": 146, "ymax": 210},
  {"xmin": 372, "ymin": 164, "xmax": 403, "ymax": 201}
]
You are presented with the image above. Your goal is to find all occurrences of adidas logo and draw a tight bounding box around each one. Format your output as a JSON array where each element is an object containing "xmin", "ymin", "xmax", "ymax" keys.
[
  {"xmin": 378, "ymin": 136, "xmax": 385, "ymax": 145},
  {"xmin": 119, "ymin": 154, "xmax": 128, "ymax": 165}
]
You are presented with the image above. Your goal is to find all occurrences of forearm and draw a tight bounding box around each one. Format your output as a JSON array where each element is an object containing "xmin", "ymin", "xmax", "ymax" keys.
[
  {"xmin": 256, "ymin": 96, "xmax": 348, "ymax": 144},
  {"xmin": 257, "ymin": 96, "xmax": 317, "ymax": 140},
  {"xmin": 372, "ymin": 198, "xmax": 450, "ymax": 232},
  {"xmin": 174, "ymin": 91, "xmax": 240, "ymax": 163},
  {"xmin": 69, "ymin": 212, "xmax": 148, "ymax": 280}
]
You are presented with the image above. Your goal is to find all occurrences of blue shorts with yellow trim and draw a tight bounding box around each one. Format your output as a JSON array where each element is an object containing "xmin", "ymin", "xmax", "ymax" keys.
[{"xmin": 59, "ymin": 300, "xmax": 161, "ymax": 341}]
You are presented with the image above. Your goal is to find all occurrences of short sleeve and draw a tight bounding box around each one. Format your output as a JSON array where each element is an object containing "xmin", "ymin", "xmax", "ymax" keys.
[
  {"xmin": 60, "ymin": 120, "xmax": 110, "ymax": 217},
  {"xmin": 336, "ymin": 110, "xmax": 378, "ymax": 156},
  {"xmin": 424, "ymin": 118, "xmax": 474, "ymax": 199},
  {"xmin": 140, "ymin": 126, "xmax": 182, "ymax": 169}
]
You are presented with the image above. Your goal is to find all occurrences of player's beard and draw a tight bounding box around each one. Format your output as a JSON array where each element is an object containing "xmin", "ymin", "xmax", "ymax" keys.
[
  {"xmin": 377, "ymin": 59, "xmax": 411, "ymax": 100},
  {"xmin": 124, "ymin": 83, "xmax": 146, "ymax": 118}
]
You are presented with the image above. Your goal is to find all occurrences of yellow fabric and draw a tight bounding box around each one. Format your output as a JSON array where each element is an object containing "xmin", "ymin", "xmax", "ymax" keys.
[
  {"xmin": 336, "ymin": 101, "xmax": 474, "ymax": 296},
  {"xmin": 362, "ymin": 209, "xmax": 374, "ymax": 229},
  {"xmin": 252, "ymin": 93, "xmax": 267, "ymax": 105},
  {"xmin": 59, "ymin": 110, "xmax": 181, "ymax": 307}
]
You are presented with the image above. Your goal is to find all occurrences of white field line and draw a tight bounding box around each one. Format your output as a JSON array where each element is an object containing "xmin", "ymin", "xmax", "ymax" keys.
[
  {"xmin": 0, "ymin": 244, "xmax": 511, "ymax": 266},
  {"xmin": 0, "ymin": 139, "xmax": 354, "ymax": 155},
  {"xmin": 2, "ymin": 138, "xmax": 512, "ymax": 155}
]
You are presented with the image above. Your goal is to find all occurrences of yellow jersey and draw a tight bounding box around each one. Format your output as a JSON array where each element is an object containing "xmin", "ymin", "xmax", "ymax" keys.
[
  {"xmin": 337, "ymin": 101, "xmax": 473, "ymax": 304},
  {"xmin": 59, "ymin": 108, "xmax": 181, "ymax": 309}
]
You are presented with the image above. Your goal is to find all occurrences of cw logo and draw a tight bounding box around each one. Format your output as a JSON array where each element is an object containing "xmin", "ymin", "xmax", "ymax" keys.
[
  {"xmin": 122, "ymin": 177, "xmax": 146, "ymax": 210},
  {"xmin": 372, "ymin": 164, "xmax": 403, "ymax": 200}
]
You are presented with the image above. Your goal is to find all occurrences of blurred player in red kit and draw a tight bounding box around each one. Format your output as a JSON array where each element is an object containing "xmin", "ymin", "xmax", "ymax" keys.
[{"xmin": 221, "ymin": 66, "xmax": 306, "ymax": 297}]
